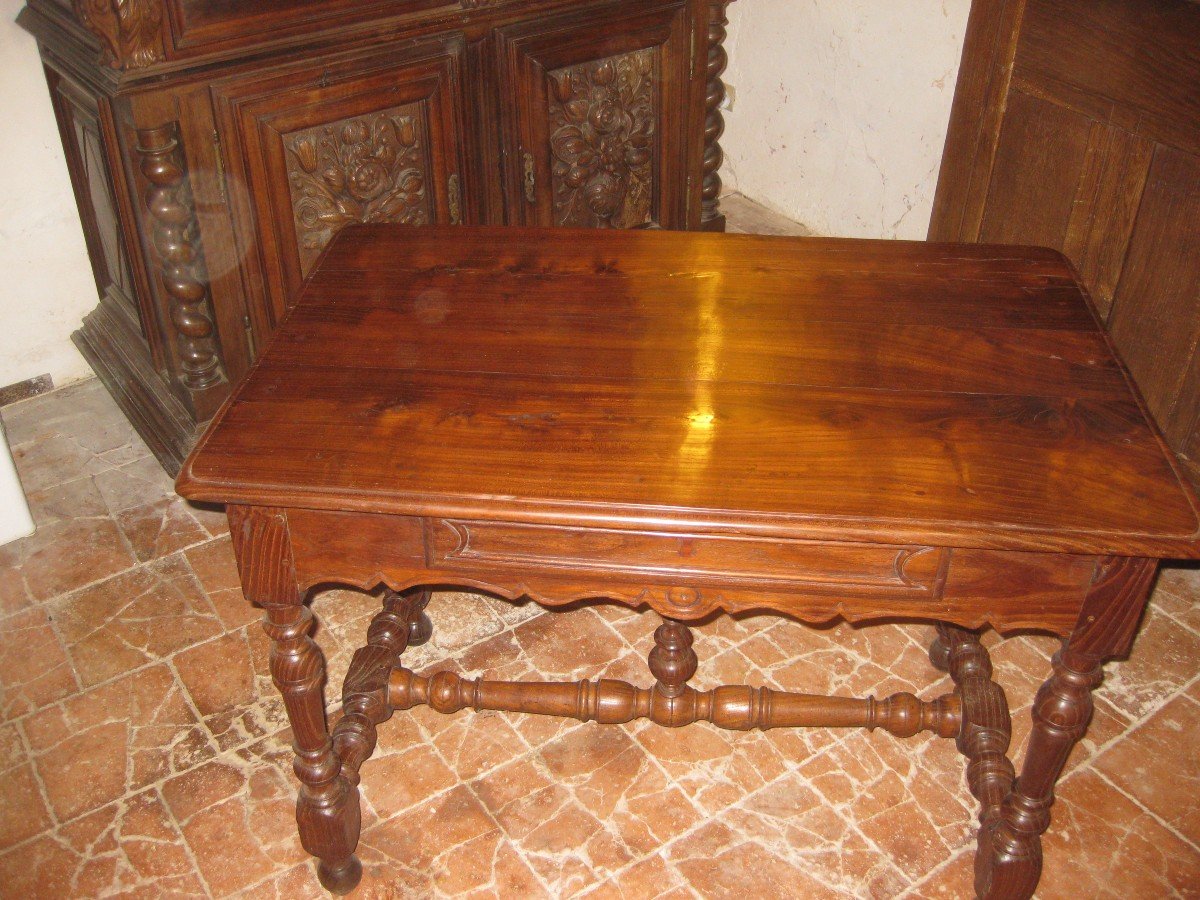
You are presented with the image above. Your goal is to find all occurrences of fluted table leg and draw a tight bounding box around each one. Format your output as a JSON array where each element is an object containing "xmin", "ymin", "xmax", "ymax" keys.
[
  {"xmin": 933, "ymin": 624, "xmax": 1015, "ymax": 834},
  {"xmin": 229, "ymin": 506, "xmax": 362, "ymax": 895}
]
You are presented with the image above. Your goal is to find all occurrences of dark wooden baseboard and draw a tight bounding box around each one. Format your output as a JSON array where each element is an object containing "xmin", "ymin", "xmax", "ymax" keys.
[{"xmin": 0, "ymin": 373, "xmax": 54, "ymax": 408}]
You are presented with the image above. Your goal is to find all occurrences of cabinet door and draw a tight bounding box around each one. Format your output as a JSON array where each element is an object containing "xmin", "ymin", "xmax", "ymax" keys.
[
  {"xmin": 48, "ymin": 72, "xmax": 146, "ymax": 332},
  {"xmin": 212, "ymin": 37, "xmax": 470, "ymax": 332},
  {"xmin": 496, "ymin": 1, "xmax": 695, "ymax": 230}
]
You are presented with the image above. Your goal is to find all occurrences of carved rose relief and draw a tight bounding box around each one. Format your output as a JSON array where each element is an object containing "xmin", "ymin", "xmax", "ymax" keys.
[
  {"xmin": 547, "ymin": 49, "xmax": 657, "ymax": 229},
  {"xmin": 284, "ymin": 109, "xmax": 431, "ymax": 275}
]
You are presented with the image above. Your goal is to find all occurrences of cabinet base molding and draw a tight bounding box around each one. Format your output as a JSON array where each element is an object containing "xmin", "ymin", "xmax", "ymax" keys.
[{"xmin": 73, "ymin": 297, "xmax": 200, "ymax": 475}]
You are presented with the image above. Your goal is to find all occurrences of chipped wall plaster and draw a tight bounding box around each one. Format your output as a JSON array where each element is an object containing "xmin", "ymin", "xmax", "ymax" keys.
[{"xmin": 722, "ymin": 0, "xmax": 972, "ymax": 239}]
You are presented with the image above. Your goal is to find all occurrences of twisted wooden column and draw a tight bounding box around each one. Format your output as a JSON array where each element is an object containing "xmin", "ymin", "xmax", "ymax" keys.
[
  {"xmin": 135, "ymin": 123, "xmax": 223, "ymax": 395},
  {"xmin": 701, "ymin": 0, "xmax": 732, "ymax": 231}
]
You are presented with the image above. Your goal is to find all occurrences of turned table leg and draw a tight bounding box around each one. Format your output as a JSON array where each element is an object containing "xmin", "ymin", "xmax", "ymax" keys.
[
  {"xmin": 974, "ymin": 556, "xmax": 1157, "ymax": 900},
  {"xmin": 932, "ymin": 624, "xmax": 1015, "ymax": 832},
  {"xmin": 229, "ymin": 507, "xmax": 362, "ymax": 894},
  {"xmin": 334, "ymin": 588, "xmax": 433, "ymax": 786},
  {"xmin": 402, "ymin": 588, "xmax": 434, "ymax": 647}
]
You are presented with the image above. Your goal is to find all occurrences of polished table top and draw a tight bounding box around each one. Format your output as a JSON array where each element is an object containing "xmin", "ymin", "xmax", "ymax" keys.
[{"xmin": 178, "ymin": 225, "xmax": 1200, "ymax": 559}]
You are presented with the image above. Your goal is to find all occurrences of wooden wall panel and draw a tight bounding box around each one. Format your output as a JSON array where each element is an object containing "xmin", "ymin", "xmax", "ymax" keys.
[
  {"xmin": 978, "ymin": 90, "xmax": 1090, "ymax": 249},
  {"xmin": 927, "ymin": 0, "xmax": 1027, "ymax": 243},
  {"xmin": 932, "ymin": 0, "xmax": 1200, "ymax": 471},
  {"xmin": 1061, "ymin": 124, "xmax": 1153, "ymax": 320},
  {"xmin": 1108, "ymin": 147, "xmax": 1200, "ymax": 447},
  {"xmin": 1014, "ymin": 0, "xmax": 1200, "ymax": 156}
]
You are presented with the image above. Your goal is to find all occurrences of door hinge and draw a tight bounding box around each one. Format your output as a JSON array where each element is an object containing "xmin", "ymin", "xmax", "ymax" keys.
[
  {"xmin": 212, "ymin": 131, "xmax": 229, "ymax": 204},
  {"xmin": 448, "ymin": 173, "xmax": 462, "ymax": 225}
]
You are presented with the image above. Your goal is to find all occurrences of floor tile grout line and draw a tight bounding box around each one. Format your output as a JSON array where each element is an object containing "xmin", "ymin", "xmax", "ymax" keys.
[
  {"xmin": 151, "ymin": 781, "xmax": 219, "ymax": 900},
  {"xmin": 1078, "ymin": 671, "xmax": 1200, "ymax": 855},
  {"xmin": 1083, "ymin": 668, "xmax": 1200, "ymax": 768},
  {"xmin": 3, "ymin": 591, "xmax": 239, "ymax": 734},
  {"xmin": 1155, "ymin": 591, "xmax": 1200, "ymax": 641},
  {"xmin": 4, "ymin": 700, "xmax": 294, "ymax": 859},
  {"xmin": 0, "ymin": 530, "xmax": 229, "ymax": 628},
  {"xmin": 1089, "ymin": 763, "xmax": 1200, "ymax": 858},
  {"xmin": 583, "ymin": 739, "xmax": 911, "ymax": 899},
  {"xmin": 898, "ymin": 843, "xmax": 973, "ymax": 897},
  {"xmin": 803, "ymin": 735, "xmax": 974, "ymax": 895},
  {"xmin": 458, "ymin": 764, "xmax": 565, "ymax": 900},
  {"xmin": 361, "ymin": 767, "xmax": 561, "ymax": 897},
  {"xmin": 12, "ymin": 714, "xmax": 61, "ymax": 836},
  {"xmin": 44, "ymin": 554, "xmax": 232, "ymax": 710}
]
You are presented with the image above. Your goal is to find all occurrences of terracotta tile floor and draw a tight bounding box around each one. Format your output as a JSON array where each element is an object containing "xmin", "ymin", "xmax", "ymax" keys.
[{"xmin": 3, "ymin": 210, "xmax": 1200, "ymax": 898}]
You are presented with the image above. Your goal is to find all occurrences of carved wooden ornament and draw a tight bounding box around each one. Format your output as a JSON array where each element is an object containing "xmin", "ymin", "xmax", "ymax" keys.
[
  {"xmin": 73, "ymin": 0, "xmax": 165, "ymax": 69},
  {"xmin": 285, "ymin": 110, "xmax": 431, "ymax": 274},
  {"xmin": 547, "ymin": 50, "xmax": 656, "ymax": 228}
]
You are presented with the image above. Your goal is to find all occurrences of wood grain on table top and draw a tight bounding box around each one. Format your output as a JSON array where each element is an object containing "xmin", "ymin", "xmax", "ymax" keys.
[{"xmin": 176, "ymin": 226, "xmax": 1200, "ymax": 558}]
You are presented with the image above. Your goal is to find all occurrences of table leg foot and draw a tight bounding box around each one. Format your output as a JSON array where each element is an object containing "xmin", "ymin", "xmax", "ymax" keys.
[
  {"xmin": 266, "ymin": 604, "xmax": 363, "ymax": 894},
  {"xmin": 318, "ymin": 854, "xmax": 363, "ymax": 895},
  {"xmin": 974, "ymin": 813, "xmax": 1041, "ymax": 900},
  {"xmin": 229, "ymin": 507, "xmax": 366, "ymax": 898}
]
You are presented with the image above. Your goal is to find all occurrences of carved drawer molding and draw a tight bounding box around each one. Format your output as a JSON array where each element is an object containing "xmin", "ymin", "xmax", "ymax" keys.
[{"xmin": 432, "ymin": 519, "xmax": 946, "ymax": 596}]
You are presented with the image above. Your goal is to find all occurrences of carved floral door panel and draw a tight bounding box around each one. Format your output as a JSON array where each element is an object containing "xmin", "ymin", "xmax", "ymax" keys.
[
  {"xmin": 496, "ymin": 1, "xmax": 695, "ymax": 230},
  {"xmin": 211, "ymin": 36, "xmax": 470, "ymax": 334}
]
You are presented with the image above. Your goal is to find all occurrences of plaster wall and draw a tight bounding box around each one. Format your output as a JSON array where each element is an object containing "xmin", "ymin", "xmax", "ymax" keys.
[
  {"xmin": 0, "ymin": 0, "xmax": 97, "ymax": 390},
  {"xmin": 722, "ymin": 0, "xmax": 972, "ymax": 240}
]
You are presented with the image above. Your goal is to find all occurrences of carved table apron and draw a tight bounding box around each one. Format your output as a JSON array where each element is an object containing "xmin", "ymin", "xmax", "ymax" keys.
[{"xmin": 176, "ymin": 225, "xmax": 1200, "ymax": 898}]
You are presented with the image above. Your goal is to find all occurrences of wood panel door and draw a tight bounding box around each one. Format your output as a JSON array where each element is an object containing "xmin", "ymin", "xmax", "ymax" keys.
[
  {"xmin": 930, "ymin": 0, "xmax": 1200, "ymax": 473},
  {"xmin": 47, "ymin": 72, "xmax": 146, "ymax": 338},
  {"xmin": 212, "ymin": 36, "xmax": 471, "ymax": 337},
  {"xmin": 496, "ymin": 0, "xmax": 696, "ymax": 230}
]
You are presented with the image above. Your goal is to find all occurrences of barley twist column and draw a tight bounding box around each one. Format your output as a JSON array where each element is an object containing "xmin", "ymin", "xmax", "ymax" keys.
[
  {"xmin": 701, "ymin": 0, "xmax": 733, "ymax": 230},
  {"xmin": 135, "ymin": 123, "xmax": 223, "ymax": 394}
]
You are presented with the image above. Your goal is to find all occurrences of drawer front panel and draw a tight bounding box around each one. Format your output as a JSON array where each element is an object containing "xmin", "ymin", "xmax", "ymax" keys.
[{"xmin": 432, "ymin": 519, "xmax": 945, "ymax": 595}]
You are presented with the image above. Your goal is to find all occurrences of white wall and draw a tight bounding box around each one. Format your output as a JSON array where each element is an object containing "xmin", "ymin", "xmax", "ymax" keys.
[
  {"xmin": 722, "ymin": 0, "xmax": 972, "ymax": 240},
  {"xmin": 0, "ymin": 0, "xmax": 97, "ymax": 389}
]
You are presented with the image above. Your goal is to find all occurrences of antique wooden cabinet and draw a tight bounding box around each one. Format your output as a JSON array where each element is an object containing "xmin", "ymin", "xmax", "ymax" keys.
[
  {"xmin": 931, "ymin": 0, "xmax": 1200, "ymax": 480},
  {"xmin": 18, "ymin": 0, "xmax": 735, "ymax": 472}
]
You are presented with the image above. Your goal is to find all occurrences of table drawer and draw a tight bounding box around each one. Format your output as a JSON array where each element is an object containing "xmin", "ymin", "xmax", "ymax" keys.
[{"xmin": 431, "ymin": 519, "xmax": 945, "ymax": 597}]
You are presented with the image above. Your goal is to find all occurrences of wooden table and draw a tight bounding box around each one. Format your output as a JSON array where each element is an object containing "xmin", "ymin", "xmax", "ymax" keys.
[{"xmin": 176, "ymin": 225, "xmax": 1200, "ymax": 899}]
